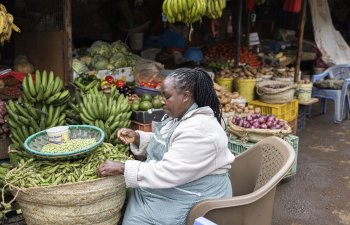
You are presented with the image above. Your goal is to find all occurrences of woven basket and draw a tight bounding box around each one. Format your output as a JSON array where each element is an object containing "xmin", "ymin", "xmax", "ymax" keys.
[
  {"xmin": 256, "ymin": 80, "xmax": 297, "ymax": 104},
  {"xmin": 8, "ymin": 176, "xmax": 126, "ymax": 225},
  {"xmin": 228, "ymin": 116, "xmax": 292, "ymax": 143},
  {"xmin": 24, "ymin": 125, "xmax": 105, "ymax": 160}
]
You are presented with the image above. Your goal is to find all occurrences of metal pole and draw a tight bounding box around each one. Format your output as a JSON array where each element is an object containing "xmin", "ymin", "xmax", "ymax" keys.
[{"xmin": 234, "ymin": 0, "xmax": 243, "ymax": 68}]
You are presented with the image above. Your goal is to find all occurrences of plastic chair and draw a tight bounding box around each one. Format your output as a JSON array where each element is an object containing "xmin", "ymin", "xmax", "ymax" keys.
[
  {"xmin": 186, "ymin": 136, "xmax": 296, "ymax": 225},
  {"xmin": 311, "ymin": 64, "xmax": 350, "ymax": 123}
]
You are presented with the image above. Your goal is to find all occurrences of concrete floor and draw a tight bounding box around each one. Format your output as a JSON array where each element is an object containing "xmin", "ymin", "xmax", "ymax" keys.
[{"xmin": 273, "ymin": 102, "xmax": 350, "ymax": 225}]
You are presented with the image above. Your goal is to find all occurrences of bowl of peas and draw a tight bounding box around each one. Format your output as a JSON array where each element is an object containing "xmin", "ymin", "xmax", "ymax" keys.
[{"xmin": 24, "ymin": 125, "xmax": 105, "ymax": 160}]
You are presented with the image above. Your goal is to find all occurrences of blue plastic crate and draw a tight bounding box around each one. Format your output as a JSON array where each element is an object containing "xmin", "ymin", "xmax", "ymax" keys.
[{"xmin": 228, "ymin": 135, "xmax": 299, "ymax": 178}]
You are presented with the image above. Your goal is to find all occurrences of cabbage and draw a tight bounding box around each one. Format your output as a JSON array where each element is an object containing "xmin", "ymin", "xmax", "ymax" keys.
[
  {"xmin": 113, "ymin": 58, "xmax": 127, "ymax": 68},
  {"xmin": 72, "ymin": 59, "xmax": 89, "ymax": 74},
  {"xmin": 87, "ymin": 41, "xmax": 112, "ymax": 58},
  {"xmin": 92, "ymin": 55, "xmax": 109, "ymax": 70},
  {"xmin": 111, "ymin": 41, "xmax": 129, "ymax": 53}
]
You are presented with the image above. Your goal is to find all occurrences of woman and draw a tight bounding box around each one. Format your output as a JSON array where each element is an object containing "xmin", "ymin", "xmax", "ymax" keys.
[{"xmin": 97, "ymin": 68, "xmax": 235, "ymax": 225}]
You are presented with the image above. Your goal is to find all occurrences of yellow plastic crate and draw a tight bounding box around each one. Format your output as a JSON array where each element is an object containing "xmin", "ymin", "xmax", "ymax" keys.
[{"xmin": 248, "ymin": 99, "xmax": 299, "ymax": 121}]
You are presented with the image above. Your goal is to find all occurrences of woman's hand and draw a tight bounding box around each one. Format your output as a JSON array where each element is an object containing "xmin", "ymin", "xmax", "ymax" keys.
[
  {"xmin": 117, "ymin": 128, "xmax": 140, "ymax": 145},
  {"xmin": 97, "ymin": 160, "xmax": 125, "ymax": 177}
]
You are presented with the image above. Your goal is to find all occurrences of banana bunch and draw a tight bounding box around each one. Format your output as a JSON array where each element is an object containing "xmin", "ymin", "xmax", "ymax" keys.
[
  {"xmin": 78, "ymin": 87, "xmax": 131, "ymax": 144},
  {"xmin": 22, "ymin": 70, "xmax": 70, "ymax": 106},
  {"xmin": 6, "ymin": 100, "xmax": 67, "ymax": 150},
  {"xmin": 162, "ymin": 0, "xmax": 207, "ymax": 24},
  {"xmin": 0, "ymin": 3, "xmax": 20, "ymax": 45},
  {"xmin": 205, "ymin": 0, "xmax": 226, "ymax": 19}
]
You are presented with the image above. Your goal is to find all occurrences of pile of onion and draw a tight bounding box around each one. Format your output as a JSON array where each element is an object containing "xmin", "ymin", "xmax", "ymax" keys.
[{"xmin": 232, "ymin": 114, "xmax": 288, "ymax": 130}]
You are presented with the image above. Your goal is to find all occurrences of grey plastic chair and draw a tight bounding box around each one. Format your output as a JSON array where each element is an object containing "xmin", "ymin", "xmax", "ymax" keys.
[
  {"xmin": 186, "ymin": 136, "xmax": 296, "ymax": 225},
  {"xmin": 311, "ymin": 64, "xmax": 350, "ymax": 123}
]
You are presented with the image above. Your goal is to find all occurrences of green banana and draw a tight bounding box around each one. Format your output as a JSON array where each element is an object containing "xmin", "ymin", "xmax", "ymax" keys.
[
  {"xmin": 46, "ymin": 105, "xmax": 54, "ymax": 127},
  {"xmin": 35, "ymin": 70, "xmax": 41, "ymax": 94},
  {"xmin": 27, "ymin": 74, "xmax": 37, "ymax": 97},
  {"xmin": 45, "ymin": 91, "xmax": 62, "ymax": 105},
  {"xmin": 41, "ymin": 70, "xmax": 48, "ymax": 91},
  {"xmin": 47, "ymin": 71, "xmax": 55, "ymax": 87}
]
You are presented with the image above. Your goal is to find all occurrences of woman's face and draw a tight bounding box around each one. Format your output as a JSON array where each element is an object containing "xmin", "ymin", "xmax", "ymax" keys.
[{"xmin": 160, "ymin": 77, "xmax": 193, "ymax": 119}]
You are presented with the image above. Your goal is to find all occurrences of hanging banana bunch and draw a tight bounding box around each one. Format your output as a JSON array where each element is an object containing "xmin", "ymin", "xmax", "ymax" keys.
[
  {"xmin": 205, "ymin": 0, "xmax": 226, "ymax": 19},
  {"xmin": 162, "ymin": 0, "xmax": 226, "ymax": 41},
  {"xmin": 0, "ymin": 3, "xmax": 21, "ymax": 45}
]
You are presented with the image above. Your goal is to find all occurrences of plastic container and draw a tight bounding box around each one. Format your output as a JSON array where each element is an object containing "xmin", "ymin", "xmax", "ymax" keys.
[
  {"xmin": 248, "ymin": 99, "xmax": 299, "ymax": 121},
  {"xmin": 297, "ymin": 83, "xmax": 312, "ymax": 103},
  {"xmin": 214, "ymin": 77, "xmax": 235, "ymax": 92},
  {"xmin": 46, "ymin": 126, "xmax": 69, "ymax": 144},
  {"xmin": 228, "ymin": 134, "xmax": 299, "ymax": 178},
  {"xmin": 131, "ymin": 109, "xmax": 165, "ymax": 123},
  {"xmin": 184, "ymin": 47, "xmax": 203, "ymax": 62},
  {"xmin": 234, "ymin": 79, "xmax": 256, "ymax": 102},
  {"xmin": 135, "ymin": 86, "xmax": 160, "ymax": 97}
]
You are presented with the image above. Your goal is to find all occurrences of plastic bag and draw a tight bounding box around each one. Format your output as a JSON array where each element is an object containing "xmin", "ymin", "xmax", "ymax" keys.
[{"xmin": 134, "ymin": 58, "xmax": 164, "ymax": 84}]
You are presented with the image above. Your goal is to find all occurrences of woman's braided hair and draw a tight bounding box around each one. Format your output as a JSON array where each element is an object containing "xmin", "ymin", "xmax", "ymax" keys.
[{"xmin": 168, "ymin": 67, "xmax": 221, "ymax": 123}]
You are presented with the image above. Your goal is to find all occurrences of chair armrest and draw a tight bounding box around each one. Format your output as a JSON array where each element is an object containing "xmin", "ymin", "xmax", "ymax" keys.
[{"xmin": 312, "ymin": 71, "xmax": 328, "ymax": 82}]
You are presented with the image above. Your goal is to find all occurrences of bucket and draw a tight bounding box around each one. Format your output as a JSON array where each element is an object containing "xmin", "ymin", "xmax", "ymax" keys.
[
  {"xmin": 129, "ymin": 32, "xmax": 144, "ymax": 51},
  {"xmin": 234, "ymin": 79, "xmax": 257, "ymax": 102},
  {"xmin": 46, "ymin": 126, "xmax": 69, "ymax": 144},
  {"xmin": 313, "ymin": 67, "xmax": 325, "ymax": 74},
  {"xmin": 214, "ymin": 77, "xmax": 235, "ymax": 92},
  {"xmin": 297, "ymin": 83, "xmax": 312, "ymax": 103}
]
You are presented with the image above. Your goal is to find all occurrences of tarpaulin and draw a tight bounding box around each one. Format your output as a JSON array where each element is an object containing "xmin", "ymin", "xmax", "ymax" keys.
[{"xmin": 309, "ymin": 0, "xmax": 350, "ymax": 65}]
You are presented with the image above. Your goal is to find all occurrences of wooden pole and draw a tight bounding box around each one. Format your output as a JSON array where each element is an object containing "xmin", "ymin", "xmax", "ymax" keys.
[
  {"xmin": 294, "ymin": 0, "xmax": 308, "ymax": 82},
  {"xmin": 64, "ymin": 0, "xmax": 73, "ymax": 84},
  {"xmin": 234, "ymin": 0, "xmax": 243, "ymax": 68}
]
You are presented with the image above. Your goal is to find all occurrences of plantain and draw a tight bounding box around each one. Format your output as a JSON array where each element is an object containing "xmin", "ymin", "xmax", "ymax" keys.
[
  {"xmin": 27, "ymin": 74, "xmax": 37, "ymax": 97},
  {"xmin": 41, "ymin": 70, "xmax": 48, "ymax": 91}
]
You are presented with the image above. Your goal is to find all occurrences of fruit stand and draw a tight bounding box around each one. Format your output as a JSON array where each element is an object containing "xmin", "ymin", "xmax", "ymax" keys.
[{"xmin": 0, "ymin": 0, "xmax": 342, "ymax": 224}]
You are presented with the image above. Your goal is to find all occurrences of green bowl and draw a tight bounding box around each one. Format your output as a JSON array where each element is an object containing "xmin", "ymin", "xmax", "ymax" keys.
[{"xmin": 24, "ymin": 125, "xmax": 105, "ymax": 160}]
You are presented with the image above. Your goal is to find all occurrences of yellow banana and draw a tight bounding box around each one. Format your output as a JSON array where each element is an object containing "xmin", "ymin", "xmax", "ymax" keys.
[
  {"xmin": 0, "ymin": 11, "xmax": 6, "ymax": 35},
  {"xmin": 11, "ymin": 23, "xmax": 20, "ymax": 33},
  {"xmin": 6, "ymin": 13, "xmax": 13, "ymax": 24},
  {"xmin": 0, "ymin": 4, "xmax": 7, "ymax": 13}
]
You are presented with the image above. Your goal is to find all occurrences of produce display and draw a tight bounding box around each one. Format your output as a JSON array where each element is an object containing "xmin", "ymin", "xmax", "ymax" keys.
[
  {"xmin": 130, "ymin": 94, "xmax": 163, "ymax": 111},
  {"xmin": 76, "ymin": 88, "xmax": 132, "ymax": 145},
  {"xmin": 231, "ymin": 114, "xmax": 289, "ymax": 130},
  {"xmin": 41, "ymin": 138, "xmax": 96, "ymax": 153},
  {"xmin": 204, "ymin": 44, "xmax": 261, "ymax": 68},
  {"xmin": 0, "ymin": 100, "xmax": 9, "ymax": 136},
  {"xmin": 0, "ymin": 3, "xmax": 20, "ymax": 45},
  {"xmin": 214, "ymin": 82, "xmax": 260, "ymax": 114},
  {"xmin": 6, "ymin": 143, "xmax": 129, "ymax": 188},
  {"xmin": 73, "ymin": 40, "xmax": 137, "ymax": 76},
  {"xmin": 6, "ymin": 70, "xmax": 70, "ymax": 150}
]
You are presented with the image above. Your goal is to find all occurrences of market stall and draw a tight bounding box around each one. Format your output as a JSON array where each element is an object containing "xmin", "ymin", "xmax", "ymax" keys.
[{"xmin": 0, "ymin": 0, "xmax": 349, "ymax": 224}]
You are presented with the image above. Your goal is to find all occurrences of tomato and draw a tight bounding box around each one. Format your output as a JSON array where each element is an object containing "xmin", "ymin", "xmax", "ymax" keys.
[
  {"xmin": 105, "ymin": 75, "xmax": 114, "ymax": 84},
  {"xmin": 140, "ymin": 81, "xmax": 147, "ymax": 87},
  {"xmin": 115, "ymin": 79, "xmax": 126, "ymax": 88}
]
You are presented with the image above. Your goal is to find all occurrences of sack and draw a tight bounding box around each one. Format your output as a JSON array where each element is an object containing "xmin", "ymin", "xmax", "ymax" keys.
[
  {"xmin": 134, "ymin": 58, "xmax": 165, "ymax": 84},
  {"xmin": 8, "ymin": 176, "xmax": 126, "ymax": 225},
  {"xmin": 256, "ymin": 80, "xmax": 297, "ymax": 104}
]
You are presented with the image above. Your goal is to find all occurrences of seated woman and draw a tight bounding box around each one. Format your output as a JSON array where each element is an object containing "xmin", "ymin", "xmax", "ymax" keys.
[{"xmin": 97, "ymin": 67, "xmax": 235, "ymax": 225}]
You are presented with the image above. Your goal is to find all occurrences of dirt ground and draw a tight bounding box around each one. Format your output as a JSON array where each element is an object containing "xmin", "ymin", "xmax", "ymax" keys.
[{"xmin": 273, "ymin": 102, "xmax": 350, "ymax": 225}]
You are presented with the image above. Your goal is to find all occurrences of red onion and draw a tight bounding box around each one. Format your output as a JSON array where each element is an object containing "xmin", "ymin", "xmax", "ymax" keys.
[
  {"xmin": 260, "ymin": 124, "xmax": 268, "ymax": 129},
  {"xmin": 278, "ymin": 120, "xmax": 285, "ymax": 126}
]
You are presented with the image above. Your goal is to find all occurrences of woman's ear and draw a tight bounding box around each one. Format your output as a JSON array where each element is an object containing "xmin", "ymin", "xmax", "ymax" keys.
[{"xmin": 183, "ymin": 91, "xmax": 192, "ymax": 103}]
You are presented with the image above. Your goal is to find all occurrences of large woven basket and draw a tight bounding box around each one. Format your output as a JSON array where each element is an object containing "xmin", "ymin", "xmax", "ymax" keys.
[
  {"xmin": 256, "ymin": 80, "xmax": 297, "ymax": 104},
  {"xmin": 8, "ymin": 176, "xmax": 126, "ymax": 225},
  {"xmin": 24, "ymin": 125, "xmax": 105, "ymax": 160},
  {"xmin": 228, "ymin": 116, "xmax": 292, "ymax": 143}
]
